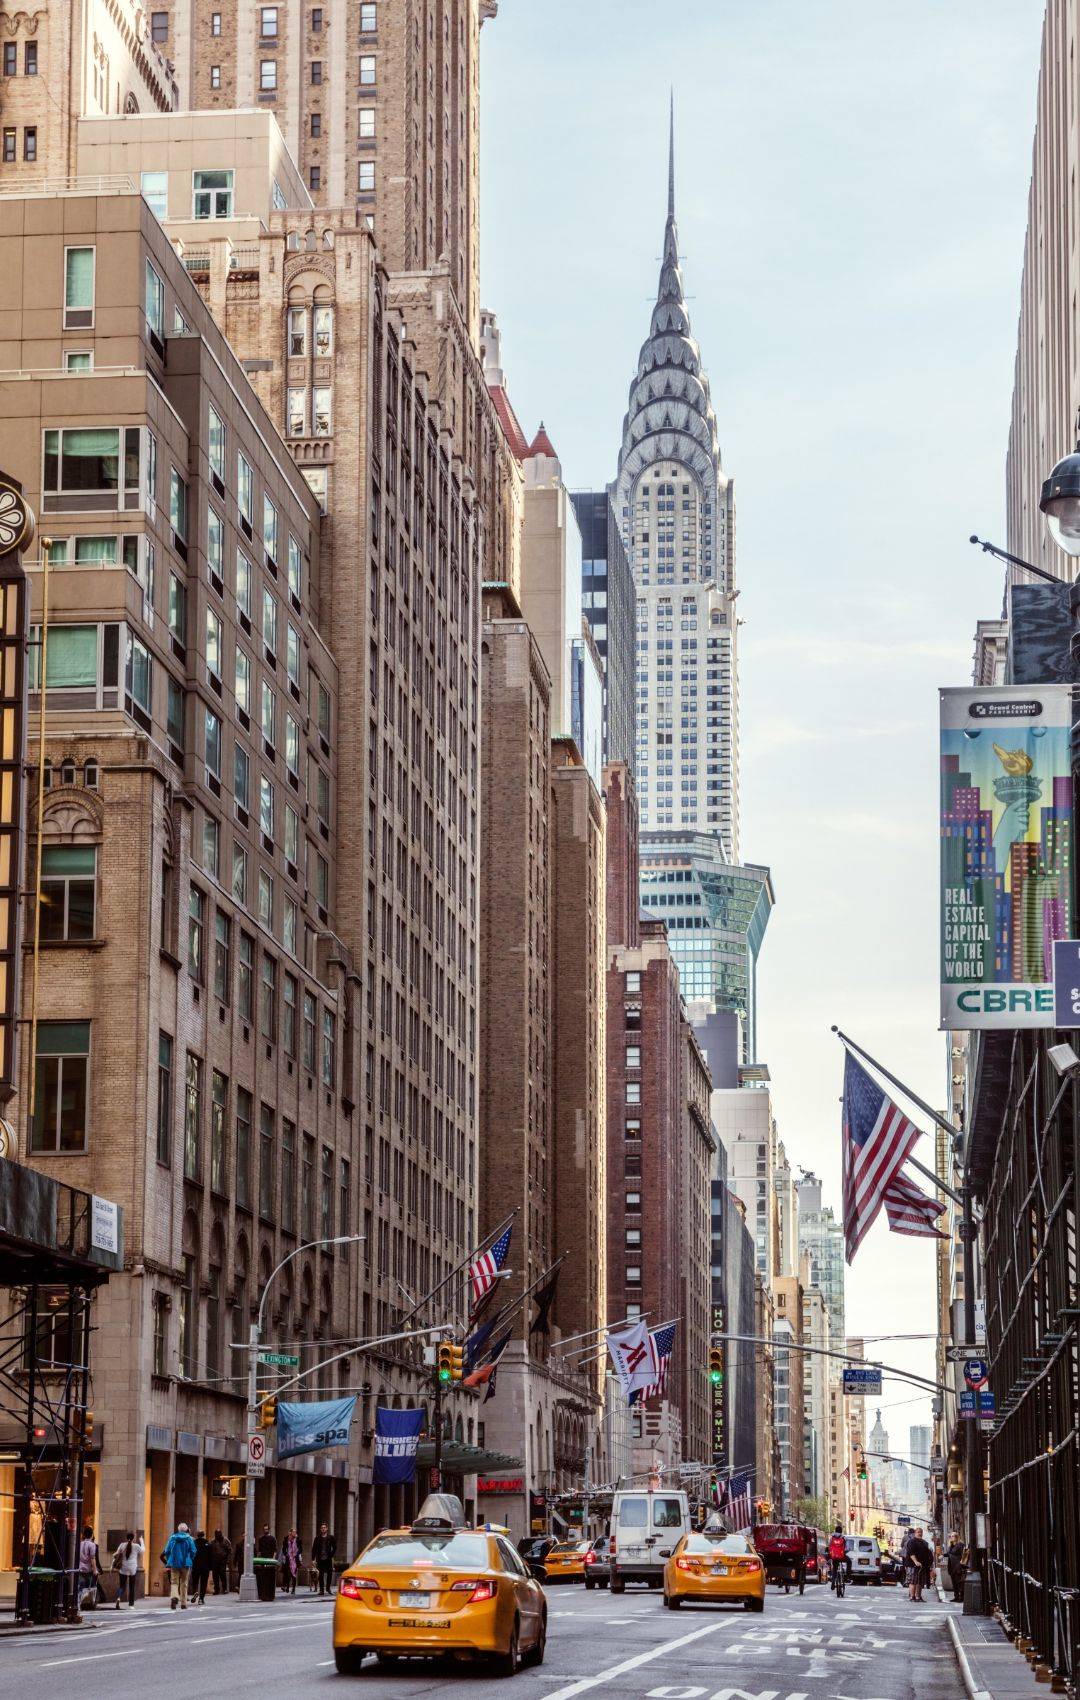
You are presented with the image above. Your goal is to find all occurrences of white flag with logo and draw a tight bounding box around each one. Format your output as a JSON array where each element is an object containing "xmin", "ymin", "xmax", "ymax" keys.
[{"xmin": 607, "ymin": 1319, "xmax": 656, "ymax": 1400}]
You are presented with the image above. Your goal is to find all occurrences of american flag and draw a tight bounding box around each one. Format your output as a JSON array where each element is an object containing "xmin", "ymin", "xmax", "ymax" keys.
[
  {"xmin": 718, "ymin": 1470, "xmax": 753, "ymax": 1532},
  {"xmin": 629, "ymin": 1322, "xmax": 677, "ymax": 1404},
  {"xmin": 842, "ymin": 1050, "xmax": 922, "ymax": 1262},
  {"xmin": 468, "ymin": 1227, "xmax": 512, "ymax": 1304},
  {"xmin": 883, "ymin": 1170, "xmax": 947, "ymax": 1239}
]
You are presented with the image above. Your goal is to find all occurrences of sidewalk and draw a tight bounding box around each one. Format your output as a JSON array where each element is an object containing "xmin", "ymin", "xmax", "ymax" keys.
[
  {"xmin": 0, "ymin": 1584, "xmax": 333, "ymax": 1637},
  {"xmin": 948, "ymin": 1608, "xmax": 1055, "ymax": 1700}
]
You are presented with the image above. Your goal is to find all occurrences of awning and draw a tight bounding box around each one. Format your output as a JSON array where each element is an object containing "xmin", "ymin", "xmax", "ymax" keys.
[{"xmin": 416, "ymin": 1440, "xmax": 523, "ymax": 1475}]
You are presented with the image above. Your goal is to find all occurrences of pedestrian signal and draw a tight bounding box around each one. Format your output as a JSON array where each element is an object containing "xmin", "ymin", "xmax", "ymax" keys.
[
  {"xmin": 258, "ymin": 1395, "xmax": 277, "ymax": 1428},
  {"xmin": 709, "ymin": 1347, "xmax": 723, "ymax": 1385},
  {"xmin": 213, "ymin": 1476, "xmax": 244, "ymax": 1500},
  {"xmin": 437, "ymin": 1342, "xmax": 454, "ymax": 1383}
]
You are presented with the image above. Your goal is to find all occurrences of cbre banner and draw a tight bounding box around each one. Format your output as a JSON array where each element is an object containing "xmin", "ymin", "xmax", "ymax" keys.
[{"xmin": 940, "ymin": 685, "xmax": 1074, "ymax": 1029}]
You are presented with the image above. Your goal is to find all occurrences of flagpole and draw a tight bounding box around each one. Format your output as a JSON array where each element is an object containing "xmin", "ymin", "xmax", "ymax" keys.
[
  {"xmin": 832, "ymin": 1025, "xmax": 985, "ymax": 1612},
  {"xmin": 398, "ymin": 1210, "xmax": 517, "ymax": 1332},
  {"xmin": 467, "ymin": 1254, "xmax": 570, "ymax": 1370}
]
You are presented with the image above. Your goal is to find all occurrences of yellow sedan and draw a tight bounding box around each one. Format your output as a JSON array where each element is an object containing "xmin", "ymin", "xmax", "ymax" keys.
[
  {"xmin": 663, "ymin": 1531, "xmax": 766, "ymax": 1612},
  {"xmin": 543, "ymin": 1540, "xmax": 590, "ymax": 1583},
  {"xmin": 333, "ymin": 1516, "xmax": 546, "ymax": 1674}
]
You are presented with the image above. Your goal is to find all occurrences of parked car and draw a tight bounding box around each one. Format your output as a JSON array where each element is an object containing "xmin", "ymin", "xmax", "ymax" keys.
[
  {"xmin": 517, "ymin": 1536, "xmax": 557, "ymax": 1581},
  {"xmin": 844, "ymin": 1534, "xmax": 883, "ymax": 1585},
  {"xmin": 584, "ymin": 1536, "xmax": 609, "ymax": 1590}
]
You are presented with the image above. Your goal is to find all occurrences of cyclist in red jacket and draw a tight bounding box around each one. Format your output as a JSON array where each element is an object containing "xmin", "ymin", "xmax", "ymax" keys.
[{"xmin": 827, "ymin": 1526, "xmax": 849, "ymax": 1587}]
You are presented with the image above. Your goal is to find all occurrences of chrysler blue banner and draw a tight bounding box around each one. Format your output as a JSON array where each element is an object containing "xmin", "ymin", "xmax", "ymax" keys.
[
  {"xmin": 941, "ymin": 685, "xmax": 1074, "ymax": 1028},
  {"xmin": 276, "ymin": 1395, "xmax": 357, "ymax": 1461},
  {"xmin": 373, "ymin": 1406, "xmax": 425, "ymax": 1485}
]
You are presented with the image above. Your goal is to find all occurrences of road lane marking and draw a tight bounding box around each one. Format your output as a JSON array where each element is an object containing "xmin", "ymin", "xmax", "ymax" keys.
[
  {"xmin": 39, "ymin": 1649, "xmax": 141, "ymax": 1668},
  {"xmin": 188, "ymin": 1622, "xmax": 321, "ymax": 1645},
  {"xmin": 538, "ymin": 1619, "xmax": 738, "ymax": 1700}
]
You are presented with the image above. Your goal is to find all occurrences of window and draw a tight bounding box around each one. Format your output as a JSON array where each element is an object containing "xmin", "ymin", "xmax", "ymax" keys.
[
  {"xmin": 260, "ymin": 5, "xmax": 278, "ymax": 36},
  {"xmin": 184, "ymin": 1052, "xmax": 202, "ymax": 1180},
  {"xmin": 321, "ymin": 1010, "xmax": 335, "ymax": 1089},
  {"xmin": 358, "ymin": 161, "xmax": 375, "ymax": 194},
  {"xmin": 236, "ymin": 1087, "xmax": 252, "ymax": 1209},
  {"xmin": 359, "ymin": 55, "xmax": 375, "ymax": 84},
  {"xmin": 321, "ymin": 1144, "xmax": 333, "ymax": 1237},
  {"xmin": 263, "ymin": 496, "xmax": 278, "ymax": 564},
  {"xmin": 210, "ymin": 64, "xmax": 221, "ymax": 88},
  {"xmin": 205, "ymin": 707, "xmax": 222, "ymax": 780},
  {"xmin": 312, "ymin": 387, "xmax": 331, "ymax": 434},
  {"xmin": 206, "ymin": 605, "xmax": 223, "ymax": 681},
  {"xmin": 167, "ymin": 678, "xmax": 184, "ymax": 753},
  {"xmin": 285, "ymin": 714, "xmax": 299, "ymax": 778},
  {"xmin": 151, "ymin": 11, "xmax": 168, "ymax": 41},
  {"xmin": 207, "ymin": 506, "xmax": 223, "ymax": 584},
  {"xmin": 40, "ymin": 845, "xmax": 95, "ymax": 940},
  {"xmin": 260, "ymin": 59, "xmax": 278, "ymax": 90},
  {"xmin": 283, "ymin": 973, "xmax": 297, "ymax": 1056},
  {"xmin": 259, "ymin": 1104, "xmax": 275, "ymax": 1219},
  {"xmin": 155, "ymin": 1031, "xmax": 174, "ymax": 1165},
  {"xmin": 288, "ymin": 306, "xmax": 307, "ymax": 356},
  {"xmin": 1, "ymin": 130, "xmax": 13, "ymax": 163},
  {"xmin": 235, "ymin": 646, "xmax": 251, "ymax": 715},
  {"xmin": 144, "ymin": 260, "xmax": 165, "ymax": 339},
  {"xmin": 625, "ymin": 971, "xmax": 641, "ymax": 995},
  {"xmin": 153, "ymin": 1293, "xmax": 169, "ymax": 1375},
  {"xmin": 302, "ymin": 990, "xmax": 317, "ymax": 1073},
  {"xmin": 208, "ymin": 407, "xmax": 226, "ymax": 483},
  {"xmin": 43, "ymin": 426, "xmax": 138, "ymax": 499},
  {"xmin": 238, "ymin": 454, "xmax": 254, "ymax": 525},
  {"xmin": 31, "ymin": 1023, "xmax": 90, "ymax": 1153},
  {"xmin": 626, "ymin": 1045, "xmax": 641, "ymax": 1070},
  {"xmin": 288, "ymin": 536, "xmax": 302, "ymax": 599},
  {"xmin": 287, "ymin": 626, "xmax": 300, "ymax": 686},
  {"xmin": 3, "ymin": 43, "xmax": 14, "ymax": 75},
  {"xmin": 234, "ymin": 741, "xmax": 250, "ymax": 812},
  {"xmin": 287, "ymin": 388, "xmax": 306, "ymax": 437},
  {"xmin": 193, "ymin": 168, "xmax": 234, "ymax": 220},
  {"xmin": 238, "ymin": 931, "xmax": 255, "ymax": 1021},
  {"xmin": 309, "ymin": 166, "xmax": 321, "ymax": 193},
  {"xmin": 359, "ymin": 108, "xmax": 375, "ymax": 139},
  {"xmin": 63, "ymin": 351, "xmax": 92, "ymax": 372},
  {"xmin": 236, "ymin": 549, "xmax": 252, "ymax": 617},
  {"xmin": 232, "ymin": 842, "xmax": 248, "ymax": 907},
  {"xmin": 202, "ymin": 814, "xmax": 220, "ymax": 878},
  {"xmin": 211, "ymin": 11, "xmax": 221, "ymax": 33},
  {"xmin": 310, "ymin": 112, "xmax": 321, "ymax": 138},
  {"xmin": 211, "ymin": 1069, "xmax": 227, "ymax": 1192},
  {"xmin": 317, "ymin": 680, "xmax": 330, "ymax": 740},
  {"xmin": 311, "ymin": 60, "xmax": 322, "ymax": 83},
  {"xmin": 141, "ymin": 171, "xmax": 168, "ymax": 220},
  {"xmin": 312, "ymin": 6, "xmax": 323, "ymax": 26},
  {"xmin": 259, "ymin": 774, "xmax": 274, "ymax": 838},
  {"xmin": 284, "ymin": 803, "xmax": 299, "ymax": 866},
  {"xmin": 360, "ymin": 2, "xmax": 376, "ymax": 28},
  {"xmin": 188, "ymin": 886, "xmax": 205, "ymax": 981},
  {"xmin": 262, "ymin": 588, "xmax": 278, "ymax": 654},
  {"xmin": 168, "ymin": 574, "xmax": 186, "ymax": 644},
  {"xmin": 260, "ymin": 955, "xmax": 276, "ymax": 1041},
  {"xmin": 24, "ymin": 127, "xmax": 37, "ymax": 161},
  {"xmin": 64, "ymin": 248, "xmax": 95, "ymax": 327},
  {"xmin": 314, "ymin": 305, "xmax": 333, "ymax": 354},
  {"xmin": 282, "ymin": 1119, "xmax": 296, "ymax": 1232},
  {"xmin": 169, "ymin": 468, "xmax": 188, "ymax": 544},
  {"xmin": 626, "ymin": 1081, "xmax": 641, "ymax": 1104},
  {"xmin": 261, "ymin": 680, "xmax": 275, "ymax": 745},
  {"xmin": 213, "ymin": 910, "xmax": 231, "ymax": 1002},
  {"xmin": 125, "ymin": 632, "xmax": 152, "ymax": 724},
  {"xmin": 24, "ymin": 40, "xmax": 36, "ymax": 73}
]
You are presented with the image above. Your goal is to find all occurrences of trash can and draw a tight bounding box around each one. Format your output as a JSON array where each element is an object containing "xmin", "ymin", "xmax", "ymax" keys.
[
  {"xmin": 254, "ymin": 1558, "xmax": 278, "ymax": 1602},
  {"xmin": 27, "ymin": 1568, "xmax": 58, "ymax": 1624}
]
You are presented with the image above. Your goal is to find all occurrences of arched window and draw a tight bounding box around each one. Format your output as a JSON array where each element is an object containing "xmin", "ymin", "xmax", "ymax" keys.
[{"xmin": 61, "ymin": 759, "xmax": 76, "ymax": 787}]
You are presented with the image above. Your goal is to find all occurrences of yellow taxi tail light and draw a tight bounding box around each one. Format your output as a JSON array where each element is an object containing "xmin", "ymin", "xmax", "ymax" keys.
[
  {"xmin": 675, "ymin": 1557, "xmax": 697, "ymax": 1572},
  {"xmin": 339, "ymin": 1576, "xmax": 378, "ymax": 1597},
  {"xmin": 450, "ymin": 1577, "xmax": 496, "ymax": 1601}
]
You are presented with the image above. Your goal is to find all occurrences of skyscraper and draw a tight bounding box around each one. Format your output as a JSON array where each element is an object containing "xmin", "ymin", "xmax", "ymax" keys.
[{"xmin": 616, "ymin": 105, "xmax": 738, "ymax": 858}]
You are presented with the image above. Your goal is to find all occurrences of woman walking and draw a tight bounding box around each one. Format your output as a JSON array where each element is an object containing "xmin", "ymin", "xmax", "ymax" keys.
[
  {"xmin": 112, "ymin": 1532, "xmax": 144, "ymax": 1609},
  {"xmin": 280, "ymin": 1529, "xmax": 302, "ymax": 1595}
]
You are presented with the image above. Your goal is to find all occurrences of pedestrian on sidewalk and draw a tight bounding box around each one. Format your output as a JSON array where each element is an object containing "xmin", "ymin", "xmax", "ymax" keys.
[
  {"xmin": 78, "ymin": 1524, "xmax": 105, "ymax": 1608},
  {"xmin": 257, "ymin": 1524, "xmax": 278, "ymax": 1558},
  {"xmin": 280, "ymin": 1529, "xmax": 302, "ymax": 1595},
  {"xmin": 907, "ymin": 1528, "xmax": 934, "ymax": 1602},
  {"xmin": 210, "ymin": 1529, "xmax": 232, "ymax": 1595},
  {"xmin": 946, "ymin": 1534, "xmax": 966, "ymax": 1603},
  {"xmin": 312, "ymin": 1524, "xmax": 336, "ymax": 1596},
  {"xmin": 162, "ymin": 1521, "xmax": 197, "ymax": 1610},
  {"xmin": 232, "ymin": 1537, "xmax": 244, "ymax": 1590},
  {"xmin": 111, "ymin": 1531, "xmax": 144, "ymax": 1609},
  {"xmin": 191, "ymin": 1530, "xmax": 213, "ymax": 1603}
]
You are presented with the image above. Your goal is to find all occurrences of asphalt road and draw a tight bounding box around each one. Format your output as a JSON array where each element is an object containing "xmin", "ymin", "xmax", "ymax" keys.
[{"xmin": 0, "ymin": 1574, "xmax": 964, "ymax": 1698}]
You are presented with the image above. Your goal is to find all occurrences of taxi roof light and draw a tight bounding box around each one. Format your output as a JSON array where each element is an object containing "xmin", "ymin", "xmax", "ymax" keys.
[{"xmin": 411, "ymin": 1491, "xmax": 466, "ymax": 1532}]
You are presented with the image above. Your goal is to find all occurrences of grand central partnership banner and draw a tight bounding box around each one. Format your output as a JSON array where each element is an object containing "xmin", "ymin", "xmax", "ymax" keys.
[{"xmin": 940, "ymin": 685, "xmax": 1074, "ymax": 1028}]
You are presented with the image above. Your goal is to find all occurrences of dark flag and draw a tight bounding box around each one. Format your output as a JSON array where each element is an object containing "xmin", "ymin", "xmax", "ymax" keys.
[
  {"xmin": 465, "ymin": 1315, "xmax": 497, "ymax": 1372},
  {"xmin": 484, "ymin": 1331, "xmax": 512, "ymax": 1403},
  {"xmin": 529, "ymin": 1267, "xmax": 561, "ymax": 1336}
]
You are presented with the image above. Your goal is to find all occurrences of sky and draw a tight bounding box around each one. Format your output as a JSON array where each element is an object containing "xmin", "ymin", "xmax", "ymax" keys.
[{"xmin": 480, "ymin": 1, "xmax": 1047, "ymax": 1451}]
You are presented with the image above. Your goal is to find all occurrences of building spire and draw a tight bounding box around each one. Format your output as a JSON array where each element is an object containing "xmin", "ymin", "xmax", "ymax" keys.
[{"xmin": 668, "ymin": 88, "xmax": 675, "ymax": 223}]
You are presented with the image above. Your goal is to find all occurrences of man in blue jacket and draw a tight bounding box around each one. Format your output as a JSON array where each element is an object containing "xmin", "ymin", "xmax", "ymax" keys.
[{"xmin": 163, "ymin": 1521, "xmax": 198, "ymax": 1610}]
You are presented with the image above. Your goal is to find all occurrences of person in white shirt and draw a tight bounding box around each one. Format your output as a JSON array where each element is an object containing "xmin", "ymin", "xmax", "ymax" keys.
[{"xmin": 112, "ymin": 1532, "xmax": 144, "ymax": 1609}]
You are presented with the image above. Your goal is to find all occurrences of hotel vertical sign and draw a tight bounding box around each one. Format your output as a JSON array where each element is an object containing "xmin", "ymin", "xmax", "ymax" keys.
[{"xmin": 0, "ymin": 475, "xmax": 33, "ymax": 1100}]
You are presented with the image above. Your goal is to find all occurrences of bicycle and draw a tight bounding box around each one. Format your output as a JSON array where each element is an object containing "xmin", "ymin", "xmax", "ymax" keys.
[{"xmin": 830, "ymin": 1558, "xmax": 847, "ymax": 1598}]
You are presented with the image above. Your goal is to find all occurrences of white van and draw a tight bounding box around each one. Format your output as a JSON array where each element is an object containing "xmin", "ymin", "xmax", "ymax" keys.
[
  {"xmin": 609, "ymin": 1489, "xmax": 692, "ymax": 1592},
  {"xmin": 845, "ymin": 1533, "xmax": 883, "ymax": 1585}
]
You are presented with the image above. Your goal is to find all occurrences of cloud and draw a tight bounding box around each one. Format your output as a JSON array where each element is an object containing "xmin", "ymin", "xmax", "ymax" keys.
[
  {"xmin": 746, "ymin": 633, "xmax": 962, "ymax": 667},
  {"xmin": 746, "ymin": 715, "xmax": 925, "ymax": 752}
]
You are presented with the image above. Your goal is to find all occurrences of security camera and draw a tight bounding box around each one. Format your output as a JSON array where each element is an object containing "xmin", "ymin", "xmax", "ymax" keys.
[{"xmin": 1047, "ymin": 1042, "xmax": 1080, "ymax": 1077}]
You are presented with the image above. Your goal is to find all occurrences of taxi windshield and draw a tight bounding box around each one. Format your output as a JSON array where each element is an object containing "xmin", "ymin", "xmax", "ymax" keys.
[
  {"xmin": 684, "ymin": 1533, "xmax": 753, "ymax": 1556},
  {"xmin": 365, "ymin": 1532, "xmax": 488, "ymax": 1568}
]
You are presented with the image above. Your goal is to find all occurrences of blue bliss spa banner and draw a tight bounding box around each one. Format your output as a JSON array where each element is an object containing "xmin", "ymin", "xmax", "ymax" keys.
[
  {"xmin": 373, "ymin": 1406, "xmax": 425, "ymax": 1485},
  {"xmin": 276, "ymin": 1395, "xmax": 357, "ymax": 1461}
]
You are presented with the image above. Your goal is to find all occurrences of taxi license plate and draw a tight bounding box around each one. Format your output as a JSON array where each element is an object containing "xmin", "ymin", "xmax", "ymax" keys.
[
  {"xmin": 712, "ymin": 1565, "xmax": 728, "ymax": 1576},
  {"xmin": 398, "ymin": 1592, "xmax": 432, "ymax": 1608},
  {"xmin": 388, "ymin": 1615, "xmax": 450, "ymax": 1628}
]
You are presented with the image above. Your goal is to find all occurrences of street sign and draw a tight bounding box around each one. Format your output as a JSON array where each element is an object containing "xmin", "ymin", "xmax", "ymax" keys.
[
  {"xmin": 897, "ymin": 1514, "xmax": 912, "ymax": 1526},
  {"xmin": 959, "ymin": 1389, "xmax": 996, "ymax": 1420},
  {"xmin": 246, "ymin": 1431, "xmax": 267, "ymax": 1477},
  {"xmin": 1052, "ymin": 940, "xmax": 1080, "ymax": 1028},
  {"xmin": 843, "ymin": 1367, "xmax": 883, "ymax": 1396},
  {"xmin": 947, "ymin": 1344, "xmax": 981, "ymax": 1362},
  {"xmin": 258, "ymin": 1351, "xmax": 300, "ymax": 1367},
  {"xmin": 963, "ymin": 1358, "xmax": 989, "ymax": 1390}
]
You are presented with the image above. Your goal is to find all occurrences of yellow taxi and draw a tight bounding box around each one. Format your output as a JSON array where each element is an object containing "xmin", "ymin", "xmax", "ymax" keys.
[
  {"xmin": 333, "ymin": 1494, "xmax": 547, "ymax": 1675},
  {"xmin": 542, "ymin": 1539, "xmax": 590, "ymax": 1583},
  {"xmin": 663, "ymin": 1528, "xmax": 766, "ymax": 1612}
]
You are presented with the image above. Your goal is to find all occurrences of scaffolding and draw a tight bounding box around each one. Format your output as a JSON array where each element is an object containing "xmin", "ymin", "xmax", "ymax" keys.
[{"xmin": 0, "ymin": 1158, "xmax": 120, "ymax": 1623}]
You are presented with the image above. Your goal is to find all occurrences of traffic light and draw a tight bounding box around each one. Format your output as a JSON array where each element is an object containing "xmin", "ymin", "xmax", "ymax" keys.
[
  {"xmin": 258, "ymin": 1396, "xmax": 277, "ymax": 1429},
  {"xmin": 437, "ymin": 1342, "xmax": 454, "ymax": 1383},
  {"xmin": 709, "ymin": 1347, "xmax": 723, "ymax": 1386},
  {"xmin": 71, "ymin": 1408, "xmax": 94, "ymax": 1449},
  {"xmin": 448, "ymin": 1344, "xmax": 464, "ymax": 1382}
]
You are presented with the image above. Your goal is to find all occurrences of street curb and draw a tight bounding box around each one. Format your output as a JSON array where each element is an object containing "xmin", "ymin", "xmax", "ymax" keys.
[{"xmin": 949, "ymin": 1612, "xmax": 994, "ymax": 1700}]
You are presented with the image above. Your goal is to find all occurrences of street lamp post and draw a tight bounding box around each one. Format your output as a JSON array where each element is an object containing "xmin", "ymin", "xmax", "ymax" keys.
[{"xmin": 237, "ymin": 1235, "xmax": 363, "ymax": 1603}]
